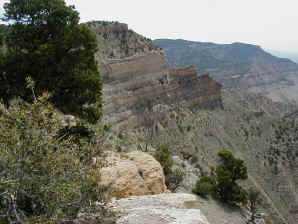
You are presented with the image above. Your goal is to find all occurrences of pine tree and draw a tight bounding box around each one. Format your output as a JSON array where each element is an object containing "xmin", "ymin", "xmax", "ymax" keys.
[{"xmin": 1, "ymin": 0, "xmax": 102, "ymax": 123}]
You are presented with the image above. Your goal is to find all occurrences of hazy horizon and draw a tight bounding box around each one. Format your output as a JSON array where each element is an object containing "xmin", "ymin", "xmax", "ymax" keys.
[{"xmin": 1, "ymin": 0, "xmax": 298, "ymax": 54}]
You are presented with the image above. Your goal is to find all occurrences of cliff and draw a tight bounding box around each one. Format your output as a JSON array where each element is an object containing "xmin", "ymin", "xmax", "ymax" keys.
[
  {"xmin": 86, "ymin": 21, "xmax": 159, "ymax": 60},
  {"xmin": 87, "ymin": 22, "xmax": 223, "ymax": 128},
  {"xmin": 101, "ymin": 53, "xmax": 222, "ymax": 128},
  {"xmin": 85, "ymin": 22, "xmax": 298, "ymax": 224}
]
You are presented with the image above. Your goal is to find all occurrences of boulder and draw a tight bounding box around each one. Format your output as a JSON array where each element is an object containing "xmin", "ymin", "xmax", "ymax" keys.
[{"xmin": 99, "ymin": 151, "xmax": 167, "ymax": 198}]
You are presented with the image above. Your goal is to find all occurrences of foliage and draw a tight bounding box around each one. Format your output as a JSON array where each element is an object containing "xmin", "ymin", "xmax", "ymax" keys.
[
  {"xmin": 154, "ymin": 146, "xmax": 173, "ymax": 176},
  {"xmin": 0, "ymin": 24, "xmax": 7, "ymax": 46},
  {"xmin": 193, "ymin": 150, "xmax": 248, "ymax": 204},
  {"xmin": 55, "ymin": 122, "xmax": 95, "ymax": 149},
  {"xmin": 153, "ymin": 146, "xmax": 184, "ymax": 191},
  {"xmin": 180, "ymin": 149, "xmax": 192, "ymax": 160},
  {"xmin": 192, "ymin": 176, "xmax": 214, "ymax": 198},
  {"xmin": 0, "ymin": 79, "xmax": 108, "ymax": 223},
  {"xmin": 166, "ymin": 168, "xmax": 185, "ymax": 192},
  {"xmin": 217, "ymin": 150, "xmax": 248, "ymax": 182},
  {"xmin": 1, "ymin": 0, "xmax": 102, "ymax": 123}
]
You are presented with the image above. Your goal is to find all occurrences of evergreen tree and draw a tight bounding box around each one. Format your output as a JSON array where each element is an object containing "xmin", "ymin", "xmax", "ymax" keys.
[
  {"xmin": 213, "ymin": 150, "xmax": 248, "ymax": 203},
  {"xmin": 1, "ymin": 0, "xmax": 102, "ymax": 123},
  {"xmin": 193, "ymin": 150, "xmax": 248, "ymax": 204}
]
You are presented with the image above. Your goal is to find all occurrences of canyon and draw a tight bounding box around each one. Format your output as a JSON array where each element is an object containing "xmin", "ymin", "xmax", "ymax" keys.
[
  {"xmin": 87, "ymin": 22, "xmax": 298, "ymax": 224},
  {"xmin": 155, "ymin": 39, "xmax": 298, "ymax": 103}
]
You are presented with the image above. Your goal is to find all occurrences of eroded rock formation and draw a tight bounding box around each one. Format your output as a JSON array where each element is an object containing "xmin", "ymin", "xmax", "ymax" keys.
[
  {"xmin": 88, "ymin": 22, "xmax": 128, "ymax": 34},
  {"xmin": 99, "ymin": 151, "xmax": 167, "ymax": 198},
  {"xmin": 88, "ymin": 21, "xmax": 222, "ymax": 128}
]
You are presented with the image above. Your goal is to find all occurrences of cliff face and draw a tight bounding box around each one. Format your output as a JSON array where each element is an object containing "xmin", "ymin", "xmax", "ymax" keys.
[
  {"xmin": 101, "ymin": 53, "xmax": 222, "ymax": 128},
  {"xmin": 86, "ymin": 21, "xmax": 159, "ymax": 60},
  {"xmin": 87, "ymin": 22, "xmax": 223, "ymax": 127}
]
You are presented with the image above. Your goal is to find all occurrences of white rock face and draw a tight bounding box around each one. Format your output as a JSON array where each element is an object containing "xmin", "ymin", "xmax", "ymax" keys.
[
  {"xmin": 172, "ymin": 155, "xmax": 200, "ymax": 192},
  {"xmin": 110, "ymin": 193, "xmax": 210, "ymax": 224}
]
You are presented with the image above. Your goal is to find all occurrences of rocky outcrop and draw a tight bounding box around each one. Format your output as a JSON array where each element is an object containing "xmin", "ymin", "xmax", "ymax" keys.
[
  {"xmin": 87, "ymin": 22, "xmax": 223, "ymax": 128},
  {"xmin": 110, "ymin": 193, "xmax": 210, "ymax": 224},
  {"xmin": 99, "ymin": 151, "xmax": 167, "ymax": 198},
  {"xmin": 101, "ymin": 52, "xmax": 222, "ymax": 128},
  {"xmin": 87, "ymin": 21, "xmax": 158, "ymax": 60},
  {"xmin": 87, "ymin": 22, "xmax": 128, "ymax": 34}
]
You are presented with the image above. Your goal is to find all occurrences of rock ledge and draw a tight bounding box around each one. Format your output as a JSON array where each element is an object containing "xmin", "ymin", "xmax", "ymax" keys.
[{"xmin": 110, "ymin": 193, "xmax": 210, "ymax": 224}]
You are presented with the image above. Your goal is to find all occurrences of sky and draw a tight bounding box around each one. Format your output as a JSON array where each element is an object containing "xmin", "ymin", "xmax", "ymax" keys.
[{"xmin": 1, "ymin": 0, "xmax": 298, "ymax": 53}]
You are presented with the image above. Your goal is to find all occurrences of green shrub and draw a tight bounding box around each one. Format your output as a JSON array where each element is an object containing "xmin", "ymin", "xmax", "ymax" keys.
[
  {"xmin": 213, "ymin": 150, "xmax": 248, "ymax": 204},
  {"xmin": 193, "ymin": 181, "xmax": 214, "ymax": 198},
  {"xmin": 192, "ymin": 150, "xmax": 248, "ymax": 204},
  {"xmin": 0, "ymin": 81, "xmax": 108, "ymax": 223},
  {"xmin": 154, "ymin": 146, "xmax": 173, "ymax": 176},
  {"xmin": 55, "ymin": 122, "xmax": 95, "ymax": 149},
  {"xmin": 166, "ymin": 168, "xmax": 185, "ymax": 192},
  {"xmin": 153, "ymin": 146, "xmax": 184, "ymax": 191},
  {"xmin": 192, "ymin": 176, "xmax": 214, "ymax": 198},
  {"xmin": 180, "ymin": 149, "xmax": 192, "ymax": 160}
]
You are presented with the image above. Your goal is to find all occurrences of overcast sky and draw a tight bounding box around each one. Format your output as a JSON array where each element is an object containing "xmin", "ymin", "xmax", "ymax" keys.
[{"xmin": 1, "ymin": 0, "xmax": 298, "ymax": 53}]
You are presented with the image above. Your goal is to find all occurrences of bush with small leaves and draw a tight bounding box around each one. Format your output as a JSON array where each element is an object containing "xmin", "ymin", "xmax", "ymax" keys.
[
  {"xmin": 153, "ymin": 146, "xmax": 184, "ymax": 191},
  {"xmin": 192, "ymin": 176, "xmax": 214, "ymax": 198},
  {"xmin": 0, "ymin": 78, "xmax": 108, "ymax": 223},
  {"xmin": 154, "ymin": 146, "xmax": 173, "ymax": 176},
  {"xmin": 166, "ymin": 168, "xmax": 185, "ymax": 192}
]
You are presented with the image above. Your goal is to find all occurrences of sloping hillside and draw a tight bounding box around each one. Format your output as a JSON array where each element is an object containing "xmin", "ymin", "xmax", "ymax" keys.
[
  {"xmin": 137, "ymin": 92, "xmax": 298, "ymax": 224},
  {"xmin": 155, "ymin": 39, "xmax": 298, "ymax": 103}
]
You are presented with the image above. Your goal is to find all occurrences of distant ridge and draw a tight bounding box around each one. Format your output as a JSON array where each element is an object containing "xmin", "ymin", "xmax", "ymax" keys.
[
  {"xmin": 267, "ymin": 49, "xmax": 298, "ymax": 63},
  {"xmin": 155, "ymin": 39, "xmax": 298, "ymax": 103}
]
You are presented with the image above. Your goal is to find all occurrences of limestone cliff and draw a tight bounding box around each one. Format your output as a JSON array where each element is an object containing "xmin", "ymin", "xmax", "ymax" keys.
[
  {"xmin": 87, "ymin": 22, "xmax": 223, "ymax": 128},
  {"xmin": 86, "ymin": 21, "xmax": 158, "ymax": 60}
]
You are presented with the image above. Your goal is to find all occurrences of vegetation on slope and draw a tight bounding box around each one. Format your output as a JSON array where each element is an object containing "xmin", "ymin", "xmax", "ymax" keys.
[
  {"xmin": 193, "ymin": 150, "xmax": 248, "ymax": 204},
  {"xmin": 0, "ymin": 79, "xmax": 107, "ymax": 223},
  {"xmin": 134, "ymin": 93, "xmax": 298, "ymax": 224}
]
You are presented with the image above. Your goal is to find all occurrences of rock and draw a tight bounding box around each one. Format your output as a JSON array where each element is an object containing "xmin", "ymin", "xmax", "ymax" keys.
[
  {"xmin": 110, "ymin": 193, "xmax": 210, "ymax": 224},
  {"xmin": 172, "ymin": 155, "xmax": 200, "ymax": 192},
  {"xmin": 99, "ymin": 151, "xmax": 167, "ymax": 198}
]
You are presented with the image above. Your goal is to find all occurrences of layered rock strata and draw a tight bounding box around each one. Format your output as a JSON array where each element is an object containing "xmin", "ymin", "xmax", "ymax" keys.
[
  {"xmin": 101, "ymin": 54, "xmax": 222, "ymax": 127},
  {"xmin": 87, "ymin": 22, "xmax": 223, "ymax": 128}
]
